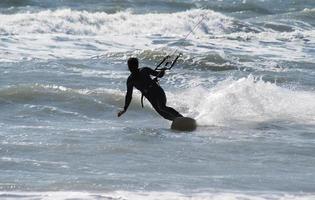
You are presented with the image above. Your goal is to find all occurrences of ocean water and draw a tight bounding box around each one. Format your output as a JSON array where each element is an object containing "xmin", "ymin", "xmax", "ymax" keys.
[{"xmin": 1, "ymin": 0, "xmax": 315, "ymax": 199}]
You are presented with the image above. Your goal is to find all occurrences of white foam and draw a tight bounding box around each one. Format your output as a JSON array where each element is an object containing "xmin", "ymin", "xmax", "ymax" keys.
[
  {"xmin": 0, "ymin": 9, "xmax": 314, "ymax": 64},
  {"xmin": 0, "ymin": 9, "xmax": 230, "ymax": 36},
  {"xmin": 169, "ymin": 76, "xmax": 315, "ymax": 126},
  {"xmin": 0, "ymin": 9, "xmax": 233, "ymax": 61},
  {"xmin": 0, "ymin": 156, "xmax": 67, "ymax": 166},
  {"xmin": 0, "ymin": 191, "xmax": 314, "ymax": 200}
]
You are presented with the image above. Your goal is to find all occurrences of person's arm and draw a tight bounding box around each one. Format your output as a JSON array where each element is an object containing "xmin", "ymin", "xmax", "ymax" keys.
[
  {"xmin": 118, "ymin": 78, "xmax": 133, "ymax": 117},
  {"xmin": 148, "ymin": 67, "xmax": 165, "ymax": 78}
]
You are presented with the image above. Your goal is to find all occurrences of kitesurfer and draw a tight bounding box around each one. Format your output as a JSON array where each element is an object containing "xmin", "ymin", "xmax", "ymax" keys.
[{"xmin": 117, "ymin": 57, "xmax": 183, "ymax": 121}]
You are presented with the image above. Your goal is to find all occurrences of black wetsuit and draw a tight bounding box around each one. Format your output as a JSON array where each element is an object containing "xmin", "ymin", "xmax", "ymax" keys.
[{"xmin": 123, "ymin": 67, "xmax": 183, "ymax": 121}]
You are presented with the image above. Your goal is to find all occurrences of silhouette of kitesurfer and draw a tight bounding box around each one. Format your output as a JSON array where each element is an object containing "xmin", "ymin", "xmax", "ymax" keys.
[{"xmin": 117, "ymin": 56, "xmax": 183, "ymax": 121}]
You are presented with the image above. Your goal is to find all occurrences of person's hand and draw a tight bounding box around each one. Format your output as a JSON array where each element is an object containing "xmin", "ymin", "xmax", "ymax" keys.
[
  {"xmin": 164, "ymin": 55, "xmax": 171, "ymax": 60},
  {"xmin": 159, "ymin": 69, "xmax": 166, "ymax": 76},
  {"xmin": 117, "ymin": 109, "xmax": 126, "ymax": 117},
  {"xmin": 159, "ymin": 67, "xmax": 168, "ymax": 71}
]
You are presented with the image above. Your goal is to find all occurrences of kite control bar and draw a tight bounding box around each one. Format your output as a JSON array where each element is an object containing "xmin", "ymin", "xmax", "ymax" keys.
[
  {"xmin": 155, "ymin": 53, "xmax": 182, "ymax": 71},
  {"xmin": 153, "ymin": 53, "xmax": 182, "ymax": 82}
]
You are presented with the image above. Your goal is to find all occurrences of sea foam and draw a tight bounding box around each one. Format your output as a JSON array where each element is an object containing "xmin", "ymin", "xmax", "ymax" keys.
[
  {"xmin": 0, "ymin": 9, "xmax": 231, "ymax": 36},
  {"xmin": 0, "ymin": 9, "xmax": 313, "ymax": 62},
  {"xmin": 169, "ymin": 76, "xmax": 315, "ymax": 126},
  {"xmin": 0, "ymin": 191, "xmax": 314, "ymax": 200}
]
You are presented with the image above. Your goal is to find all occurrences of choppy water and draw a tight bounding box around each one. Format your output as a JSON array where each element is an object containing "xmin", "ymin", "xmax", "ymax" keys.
[{"xmin": 1, "ymin": 1, "xmax": 315, "ymax": 199}]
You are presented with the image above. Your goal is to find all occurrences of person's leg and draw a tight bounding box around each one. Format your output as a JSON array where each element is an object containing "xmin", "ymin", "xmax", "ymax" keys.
[
  {"xmin": 147, "ymin": 87, "xmax": 183, "ymax": 121},
  {"xmin": 158, "ymin": 88, "xmax": 183, "ymax": 118},
  {"xmin": 161, "ymin": 105, "xmax": 183, "ymax": 118},
  {"xmin": 151, "ymin": 102, "xmax": 176, "ymax": 121}
]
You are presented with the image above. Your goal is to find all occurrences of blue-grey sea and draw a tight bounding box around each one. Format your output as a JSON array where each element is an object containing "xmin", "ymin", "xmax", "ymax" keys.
[{"xmin": 1, "ymin": 0, "xmax": 315, "ymax": 199}]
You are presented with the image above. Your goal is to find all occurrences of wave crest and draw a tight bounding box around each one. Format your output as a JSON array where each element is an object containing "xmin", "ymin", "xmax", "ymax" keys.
[
  {"xmin": 0, "ymin": 9, "xmax": 234, "ymax": 36},
  {"xmin": 0, "ymin": 84, "xmax": 119, "ymax": 108},
  {"xmin": 169, "ymin": 76, "xmax": 315, "ymax": 126}
]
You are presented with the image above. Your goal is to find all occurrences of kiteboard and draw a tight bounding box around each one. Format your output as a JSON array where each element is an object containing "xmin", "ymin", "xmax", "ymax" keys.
[{"xmin": 171, "ymin": 117, "xmax": 197, "ymax": 131}]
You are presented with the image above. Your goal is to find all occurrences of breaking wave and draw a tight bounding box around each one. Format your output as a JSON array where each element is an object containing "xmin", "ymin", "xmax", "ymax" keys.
[
  {"xmin": 170, "ymin": 76, "xmax": 315, "ymax": 126},
  {"xmin": 0, "ymin": 9, "xmax": 314, "ymax": 63},
  {"xmin": 2, "ymin": 75, "xmax": 315, "ymax": 126},
  {"xmin": 0, "ymin": 9, "xmax": 234, "ymax": 36}
]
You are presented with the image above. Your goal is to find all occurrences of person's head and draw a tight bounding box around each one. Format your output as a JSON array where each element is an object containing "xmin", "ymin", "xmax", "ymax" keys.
[{"xmin": 127, "ymin": 57, "xmax": 139, "ymax": 73}]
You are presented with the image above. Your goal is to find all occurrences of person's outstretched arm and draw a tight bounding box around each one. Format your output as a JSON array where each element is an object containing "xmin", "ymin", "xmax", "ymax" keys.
[{"xmin": 118, "ymin": 77, "xmax": 133, "ymax": 117}]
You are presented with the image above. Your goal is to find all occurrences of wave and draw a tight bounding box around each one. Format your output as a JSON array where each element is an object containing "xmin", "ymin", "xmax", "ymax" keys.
[
  {"xmin": 0, "ymin": 8, "xmax": 313, "ymax": 63},
  {"xmin": 0, "ymin": 191, "xmax": 314, "ymax": 200},
  {"xmin": 2, "ymin": 76, "xmax": 315, "ymax": 126},
  {"xmin": 0, "ymin": 0, "xmax": 195, "ymax": 14},
  {"xmin": 0, "ymin": 9, "xmax": 241, "ymax": 61},
  {"xmin": 0, "ymin": 84, "xmax": 146, "ymax": 115},
  {"xmin": 2, "ymin": 0, "xmax": 314, "ymax": 17},
  {"xmin": 169, "ymin": 76, "xmax": 315, "ymax": 126},
  {"xmin": 0, "ymin": 9, "xmax": 234, "ymax": 36},
  {"xmin": 1, "ymin": 156, "xmax": 68, "ymax": 167},
  {"xmin": 133, "ymin": 49, "xmax": 239, "ymax": 72},
  {"xmin": 200, "ymin": 1, "xmax": 275, "ymax": 16},
  {"xmin": 0, "ymin": 0, "xmax": 33, "ymax": 8},
  {"xmin": 0, "ymin": 84, "xmax": 120, "ymax": 115}
]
